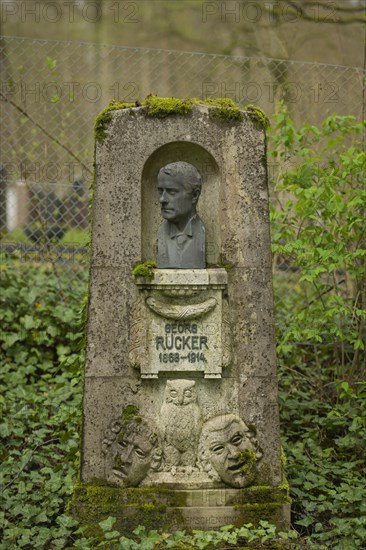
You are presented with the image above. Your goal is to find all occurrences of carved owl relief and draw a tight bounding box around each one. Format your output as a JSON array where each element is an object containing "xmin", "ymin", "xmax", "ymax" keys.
[{"xmin": 160, "ymin": 379, "xmax": 202, "ymax": 469}]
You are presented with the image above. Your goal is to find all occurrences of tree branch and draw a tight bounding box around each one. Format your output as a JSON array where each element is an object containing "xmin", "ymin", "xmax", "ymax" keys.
[
  {"xmin": 0, "ymin": 90, "xmax": 93, "ymax": 176},
  {"xmin": 284, "ymin": 1, "xmax": 366, "ymax": 24}
]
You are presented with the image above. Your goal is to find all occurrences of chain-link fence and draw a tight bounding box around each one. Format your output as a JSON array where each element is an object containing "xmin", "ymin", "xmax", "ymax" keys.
[{"xmin": 0, "ymin": 36, "xmax": 365, "ymax": 278}]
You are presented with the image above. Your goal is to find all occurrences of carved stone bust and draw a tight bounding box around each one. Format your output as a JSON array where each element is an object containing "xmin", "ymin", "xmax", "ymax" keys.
[{"xmin": 157, "ymin": 161, "xmax": 205, "ymax": 269}]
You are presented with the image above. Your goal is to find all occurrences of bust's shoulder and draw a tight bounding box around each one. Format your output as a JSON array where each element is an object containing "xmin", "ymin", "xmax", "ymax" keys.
[
  {"xmin": 158, "ymin": 220, "xmax": 169, "ymax": 235},
  {"xmin": 193, "ymin": 215, "xmax": 205, "ymax": 232}
]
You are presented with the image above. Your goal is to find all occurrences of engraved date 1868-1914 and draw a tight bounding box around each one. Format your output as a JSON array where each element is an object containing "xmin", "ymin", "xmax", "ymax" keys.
[
  {"xmin": 155, "ymin": 323, "xmax": 209, "ymax": 364},
  {"xmin": 159, "ymin": 351, "xmax": 207, "ymax": 364}
]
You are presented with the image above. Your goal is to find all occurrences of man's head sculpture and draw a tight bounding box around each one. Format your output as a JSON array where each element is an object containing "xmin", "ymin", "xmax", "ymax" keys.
[{"xmin": 157, "ymin": 161, "xmax": 206, "ymax": 269}]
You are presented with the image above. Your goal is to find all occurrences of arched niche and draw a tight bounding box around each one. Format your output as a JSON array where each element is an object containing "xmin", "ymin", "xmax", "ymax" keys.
[{"xmin": 141, "ymin": 141, "xmax": 221, "ymax": 265}]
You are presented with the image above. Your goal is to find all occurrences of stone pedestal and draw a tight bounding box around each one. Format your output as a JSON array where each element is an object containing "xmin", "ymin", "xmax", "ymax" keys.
[{"xmin": 71, "ymin": 103, "xmax": 290, "ymax": 534}]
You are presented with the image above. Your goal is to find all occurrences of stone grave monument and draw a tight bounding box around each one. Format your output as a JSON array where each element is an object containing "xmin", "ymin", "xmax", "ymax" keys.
[{"xmin": 72, "ymin": 100, "xmax": 290, "ymax": 533}]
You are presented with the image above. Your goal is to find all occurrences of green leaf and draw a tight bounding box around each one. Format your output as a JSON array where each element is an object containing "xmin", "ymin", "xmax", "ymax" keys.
[{"xmin": 98, "ymin": 516, "xmax": 117, "ymax": 532}]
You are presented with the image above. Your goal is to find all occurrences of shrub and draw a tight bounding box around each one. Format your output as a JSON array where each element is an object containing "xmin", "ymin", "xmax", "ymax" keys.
[
  {"xmin": 269, "ymin": 107, "xmax": 366, "ymax": 377},
  {"xmin": 0, "ymin": 257, "xmax": 86, "ymax": 549},
  {"xmin": 269, "ymin": 107, "xmax": 366, "ymax": 548}
]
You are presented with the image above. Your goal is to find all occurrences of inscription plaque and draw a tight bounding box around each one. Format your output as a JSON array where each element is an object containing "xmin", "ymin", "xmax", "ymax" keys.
[
  {"xmin": 130, "ymin": 269, "xmax": 230, "ymax": 378},
  {"xmin": 153, "ymin": 320, "xmax": 217, "ymax": 373}
]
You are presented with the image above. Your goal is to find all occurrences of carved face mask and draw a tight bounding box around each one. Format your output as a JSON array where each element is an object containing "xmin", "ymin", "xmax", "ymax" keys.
[
  {"xmin": 205, "ymin": 419, "xmax": 258, "ymax": 488},
  {"xmin": 112, "ymin": 429, "xmax": 155, "ymax": 487}
]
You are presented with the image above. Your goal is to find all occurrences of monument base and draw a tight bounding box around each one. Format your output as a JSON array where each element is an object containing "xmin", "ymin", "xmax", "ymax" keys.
[{"xmin": 69, "ymin": 482, "xmax": 291, "ymax": 538}]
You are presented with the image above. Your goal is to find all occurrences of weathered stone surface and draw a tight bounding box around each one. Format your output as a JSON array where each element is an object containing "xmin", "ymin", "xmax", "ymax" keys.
[
  {"xmin": 77, "ymin": 104, "xmax": 289, "ymax": 532},
  {"xmin": 136, "ymin": 268, "xmax": 227, "ymax": 287}
]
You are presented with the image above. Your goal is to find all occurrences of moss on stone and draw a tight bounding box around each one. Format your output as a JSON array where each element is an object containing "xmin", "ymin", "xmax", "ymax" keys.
[
  {"xmin": 204, "ymin": 97, "xmax": 243, "ymax": 122},
  {"xmin": 277, "ymin": 447, "xmax": 290, "ymax": 492},
  {"xmin": 208, "ymin": 253, "xmax": 235, "ymax": 271},
  {"xmin": 244, "ymin": 104, "xmax": 270, "ymax": 130},
  {"xmin": 94, "ymin": 96, "xmax": 269, "ymax": 143},
  {"xmin": 238, "ymin": 485, "xmax": 290, "ymax": 505},
  {"xmin": 122, "ymin": 404, "xmax": 140, "ymax": 423},
  {"xmin": 113, "ymin": 405, "xmax": 142, "ymax": 442},
  {"xmin": 233, "ymin": 501, "xmax": 288, "ymax": 526},
  {"xmin": 237, "ymin": 448, "xmax": 257, "ymax": 480},
  {"xmin": 132, "ymin": 260, "xmax": 157, "ymax": 281},
  {"xmin": 95, "ymin": 100, "xmax": 135, "ymax": 142},
  {"xmin": 143, "ymin": 95, "xmax": 193, "ymax": 117},
  {"xmin": 142, "ymin": 95, "xmax": 243, "ymax": 122},
  {"xmin": 280, "ymin": 447, "xmax": 287, "ymax": 468},
  {"xmin": 277, "ymin": 478, "xmax": 290, "ymax": 492},
  {"xmin": 238, "ymin": 449, "xmax": 257, "ymax": 462},
  {"xmin": 69, "ymin": 482, "xmax": 290, "ymax": 538},
  {"xmin": 69, "ymin": 482, "xmax": 186, "ymax": 538},
  {"xmin": 71, "ymin": 481, "xmax": 189, "ymax": 508}
]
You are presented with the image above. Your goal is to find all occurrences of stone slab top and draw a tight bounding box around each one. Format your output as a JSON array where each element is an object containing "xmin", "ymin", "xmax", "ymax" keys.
[{"xmin": 135, "ymin": 268, "xmax": 228, "ymax": 288}]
